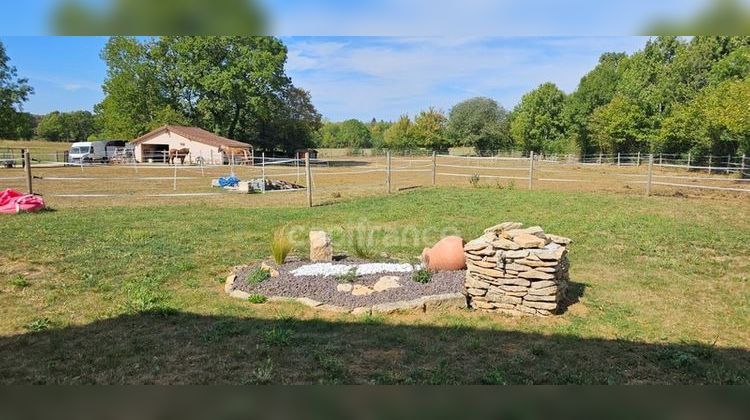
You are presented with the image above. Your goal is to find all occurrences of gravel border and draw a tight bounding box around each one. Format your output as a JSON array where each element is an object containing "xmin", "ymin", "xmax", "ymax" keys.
[{"xmin": 225, "ymin": 258, "xmax": 467, "ymax": 313}]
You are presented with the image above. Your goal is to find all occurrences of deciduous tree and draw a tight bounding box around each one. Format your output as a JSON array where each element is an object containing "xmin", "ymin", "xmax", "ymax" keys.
[
  {"xmin": 510, "ymin": 83, "xmax": 568, "ymax": 154},
  {"xmin": 0, "ymin": 41, "xmax": 34, "ymax": 139},
  {"xmin": 447, "ymin": 97, "xmax": 511, "ymax": 153}
]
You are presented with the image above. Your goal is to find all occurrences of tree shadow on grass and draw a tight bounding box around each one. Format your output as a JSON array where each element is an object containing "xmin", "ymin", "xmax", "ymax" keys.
[{"xmin": 0, "ymin": 309, "xmax": 747, "ymax": 384}]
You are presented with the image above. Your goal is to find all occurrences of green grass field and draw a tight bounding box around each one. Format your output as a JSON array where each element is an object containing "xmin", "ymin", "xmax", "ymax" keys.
[{"xmin": 0, "ymin": 188, "xmax": 748, "ymax": 384}]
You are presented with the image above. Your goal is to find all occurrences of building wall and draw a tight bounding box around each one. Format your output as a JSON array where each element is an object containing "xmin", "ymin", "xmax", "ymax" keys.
[{"xmin": 133, "ymin": 131, "xmax": 223, "ymax": 164}]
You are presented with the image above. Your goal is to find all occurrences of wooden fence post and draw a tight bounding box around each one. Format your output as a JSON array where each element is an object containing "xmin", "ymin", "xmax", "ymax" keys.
[
  {"xmin": 24, "ymin": 150, "xmax": 33, "ymax": 194},
  {"xmin": 617, "ymin": 152, "xmax": 621, "ymax": 167},
  {"xmin": 658, "ymin": 153, "xmax": 663, "ymax": 166},
  {"xmin": 741, "ymin": 154, "xmax": 746, "ymax": 174},
  {"xmin": 598, "ymin": 152, "xmax": 602, "ymax": 165},
  {"xmin": 708, "ymin": 155, "xmax": 712, "ymax": 174},
  {"xmin": 687, "ymin": 152, "xmax": 691, "ymax": 169},
  {"xmin": 386, "ymin": 150, "xmax": 392, "ymax": 194},
  {"xmin": 645, "ymin": 154, "xmax": 654, "ymax": 196},
  {"xmin": 637, "ymin": 151, "xmax": 641, "ymax": 166},
  {"xmin": 727, "ymin": 154, "xmax": 732, "ymax": 174},
  {"xmin": 431, "ymin": 151, "xmax": 436, "ymax": 186},
  {"xmin": 173, "ymin": 163, "xmax": 177, "ymax": 191},
  {"xmin": 261, "ymin": 152, "xmax": 266, "ymax": 194},
  {"xmin": 305, "ymin": 154, "xmax": 312, "ymax": 208},
  {"xmin": 296, "ymin": 152, "xmax": 301, "ymax": 184},
  {"xmin": 528, "ymin": 151, "xmax": 535, "ymax": 190}
]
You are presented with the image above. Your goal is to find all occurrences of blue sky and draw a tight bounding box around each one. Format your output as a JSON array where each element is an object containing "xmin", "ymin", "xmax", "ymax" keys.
[
  {"xmin": 2, "ymin": 36, "xmax": 648, "ymax": 121},
  {"xmin": 0, "ymin": 1, "xmax": 709, "ymax": 35}
]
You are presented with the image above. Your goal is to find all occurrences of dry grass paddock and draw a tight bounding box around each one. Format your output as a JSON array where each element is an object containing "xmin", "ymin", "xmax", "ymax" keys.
[{"xmin": 1, "ymin": 153, "xmax": 748, "ymax": 209}]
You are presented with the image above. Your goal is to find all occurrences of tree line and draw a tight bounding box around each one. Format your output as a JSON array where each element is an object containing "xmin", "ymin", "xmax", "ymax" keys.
[
  {"xmin": 2, "ymin": 36, "xmax": 748, "ymax": 159},
  {"xmin": 315, "ymin": 36, "xmax": 750, "ymax": 158},
  {"xmin": 1, "ymin": 37, "xmax": 322, "ymax": 153}
]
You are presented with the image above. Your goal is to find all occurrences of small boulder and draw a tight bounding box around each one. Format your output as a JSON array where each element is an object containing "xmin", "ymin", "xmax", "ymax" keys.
[
  {"xmin": 373, "ymin": 275, "xmax": 402, "ymax": 292},
  {"xmin": 260, "ymin": 261, "xmax": 280, "ymax": 277},
  {"xmin": 336, "ymin": 283, "xmax": 353, "ymax": 293},
  {"xmin": 352, "ymin": 284, "xmax": 374, "ymax": 296}
]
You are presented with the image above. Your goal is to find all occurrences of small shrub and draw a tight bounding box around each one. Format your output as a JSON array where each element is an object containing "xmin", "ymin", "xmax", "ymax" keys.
[
  {"xmin": 469, "ymin": 173, "xmax": 480, "ymax": 188},
  {"xmin": 248, "ymin": 293, "xmax": 268, "ymax": 304},
  {"xmin": 10, "ymin": 274, "xmax": 30, "ymax": 288},
  {"xmin": 263, "ymin": 326, "xmax": 294, "ymax": 347},
  {"xmin": 271, "ymin": 228, "xmax": 292, "ymax": 265},
  {"xmin": 316, "ymin": 350, "xmax": 349, "ymax": 383},
  {"xmin": 122, "ymin": 278, "xmax": 172, "ymax": 314},
  {"xmin": 24, "ymin": 317, "xmax": 53, "ymax": 332},
  {"xmin": 246, "ymin": 267, "xmax": 270, "ymax": 285},
  {"xmin": 507, "ymin": 180, "xmax": 516, "ymax": 190},
  {"xmin": 251, "ymin": 358, "xmax": 274, "ymax": 384},
  {"xmin": 412, "ymin": 268, "xmax": 432, "ymax": 284},
  {"xmin": 351, "ymin": 232, "xmax": 374, "ymax": 259},
  {"xmin": 336, "ymin": 267, "xmax": 358, "ymax": 283},
  {"xmin": 481, "ymin": 367, "xmax": 508, "ymax": 385},
  {"xmin": 203, "ymin": 320, "xmax": 242, "ymax": 342}
]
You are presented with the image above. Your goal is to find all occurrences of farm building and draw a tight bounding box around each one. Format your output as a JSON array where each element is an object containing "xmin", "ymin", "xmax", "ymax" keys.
[
  {"xmin": 295, "ymin": 148, "xmax": 318, "ymax": 160},
  {"xmin": 130, "ymin": 125, "xmax": 253, "ymax": 164}
]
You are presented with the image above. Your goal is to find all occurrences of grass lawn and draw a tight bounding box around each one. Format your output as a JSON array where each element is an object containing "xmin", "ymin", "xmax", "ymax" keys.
[
  {"xmin": 0, "ymin": 139, "xmax": 72, "ymax": 153},
  {"xmin": 0, "ymin": 187, "xmax": 748, "ymax": 384}
]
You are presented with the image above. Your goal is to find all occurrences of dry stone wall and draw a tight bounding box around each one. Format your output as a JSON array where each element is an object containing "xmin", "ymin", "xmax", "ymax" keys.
[{"xmin": 464, "ymin": 222, "xmax": 571, "ymax": 316}]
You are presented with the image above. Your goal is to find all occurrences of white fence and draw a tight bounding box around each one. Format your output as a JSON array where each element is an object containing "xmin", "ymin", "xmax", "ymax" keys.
[{"xmin": 1, "ymin": 149, "xmax": 748, "ymax": 207}]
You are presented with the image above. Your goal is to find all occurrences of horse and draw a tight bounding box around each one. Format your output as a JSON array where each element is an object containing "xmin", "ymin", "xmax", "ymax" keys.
[
  {"xmin": 168, "ymin": 148, "xmax": 190, "ymax": 165},
  {"xmin": 219, "ymin": 146, "xmax": 252, "ymax": 165}
]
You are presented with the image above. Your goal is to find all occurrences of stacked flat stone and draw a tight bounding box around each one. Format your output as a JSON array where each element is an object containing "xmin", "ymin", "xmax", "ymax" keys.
[{"xmin": 463, "ymin": 222, "xmax": 571, "ymax": 316}]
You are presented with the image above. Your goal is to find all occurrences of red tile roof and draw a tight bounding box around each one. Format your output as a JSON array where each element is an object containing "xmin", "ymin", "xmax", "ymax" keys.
[{"xmin": 130, "ymin": 125, "xmax": 252, "ymax": 149}]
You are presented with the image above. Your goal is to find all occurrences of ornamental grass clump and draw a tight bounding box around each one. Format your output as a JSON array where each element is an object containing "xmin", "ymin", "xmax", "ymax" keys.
[{"xmin": 271, "ymin": 227, "xmax": 292, "ymax": 265}]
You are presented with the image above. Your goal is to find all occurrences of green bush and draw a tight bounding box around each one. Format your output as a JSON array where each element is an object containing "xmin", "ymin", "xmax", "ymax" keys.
[
  {"xmin": 246, "ymin": 268, "xmax": 270, "ymax": 285},
  {"xmin": 336, "ymin": 267, "xmax": 358, "ymax": 283},
  {"xmin": 412, "ymin": 268, "xmax": 432, "ymax": 284},
  {"xmin": 24, "ymin": 317, "xmax": 53, "ymax": 332},
  {"xmin": 10, "ymin": 274, "xmax": 29, "ymax": 288},
  {"xmin": 263, "ymin": 327, "xmax": 294, "ymax": 347},
  {"xmin": 248, "ymin": 293, "xmax": 268, "ymax": 304}
]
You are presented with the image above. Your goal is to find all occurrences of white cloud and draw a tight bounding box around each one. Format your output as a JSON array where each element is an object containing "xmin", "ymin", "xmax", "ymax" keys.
[
  {"xmin": 285, "ymin": 37, "xmax": 647, "ymax": 121},
  {"xmin": 63, "ymin": 83, "xmax": 84, "ymax": 91}
]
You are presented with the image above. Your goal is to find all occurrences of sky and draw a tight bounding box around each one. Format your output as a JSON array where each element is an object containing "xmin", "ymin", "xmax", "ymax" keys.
[
  {"xmin": 0, "ymin": 0, "xmax": 710, "ymax": 36},
  {"xmin": 1, "ymin": 36, "xmax": 649, "ymax": 121}
]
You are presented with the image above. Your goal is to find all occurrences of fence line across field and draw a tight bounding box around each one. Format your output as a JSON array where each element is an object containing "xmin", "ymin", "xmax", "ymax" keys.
[{"xmin": 5, "ymin": 151, "xmax": 749, "ymax": 204}]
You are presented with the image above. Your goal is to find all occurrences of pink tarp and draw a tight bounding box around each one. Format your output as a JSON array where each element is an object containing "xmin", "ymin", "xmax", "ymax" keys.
[{"xmin": 0, "ymin": 189, "xmax": 45, "ymax": 214}]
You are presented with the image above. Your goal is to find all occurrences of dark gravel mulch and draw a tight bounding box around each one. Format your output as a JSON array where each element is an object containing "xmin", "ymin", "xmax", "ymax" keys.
[{"xmin": 233, "ymin": 259, "xmax": 465, "ymax": 309}]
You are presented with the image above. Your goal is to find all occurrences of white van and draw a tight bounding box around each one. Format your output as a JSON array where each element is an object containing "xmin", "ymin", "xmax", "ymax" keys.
[{"xmin": 68, "ymin": 141, "xmax": 125, "ymax": 163}]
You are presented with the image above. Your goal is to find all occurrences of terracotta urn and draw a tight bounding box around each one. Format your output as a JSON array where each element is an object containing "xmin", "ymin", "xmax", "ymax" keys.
[{"xmin": 421, "ymin": 236, "xmax": 467, "ymax": 272}]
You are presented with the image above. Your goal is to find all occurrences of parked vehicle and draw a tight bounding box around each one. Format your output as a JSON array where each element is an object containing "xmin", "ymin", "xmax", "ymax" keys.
[{"xmin": 68, "ymin": 141, "xmax": 126, "ymax": 164}]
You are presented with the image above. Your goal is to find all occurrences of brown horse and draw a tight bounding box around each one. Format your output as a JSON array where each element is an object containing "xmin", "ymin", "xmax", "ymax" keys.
[
  {"xmin": 219, "ymin": 146, "xmax": 252, "ymax": 165},
  {"xmin": 168, "ymin": 148, "xmax": 190, "ymax": 165}
]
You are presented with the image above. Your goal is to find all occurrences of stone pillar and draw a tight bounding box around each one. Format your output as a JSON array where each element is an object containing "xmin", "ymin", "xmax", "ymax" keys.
[
  {"xmin": 463, "ymin": 222, "xmax": 570, "ymax": 316},
  {"xmin": 309, "ymin": 231, "xmax": 333, "ymax": 262}
]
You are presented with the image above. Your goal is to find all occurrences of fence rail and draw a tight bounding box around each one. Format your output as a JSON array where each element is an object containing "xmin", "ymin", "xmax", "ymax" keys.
[{"xmin": 2, "ymin": 150, "xmax": 748, "ymax": 208}]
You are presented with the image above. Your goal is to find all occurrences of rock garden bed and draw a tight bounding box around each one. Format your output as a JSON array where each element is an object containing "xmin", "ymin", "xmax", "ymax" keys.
[
  {"xmin": 225, "ymin": 257, "xmax": 467, "ymax": 314},
  {"xmin": 224, "ymin": 222, "xmax": 573, "ymax": 316}
]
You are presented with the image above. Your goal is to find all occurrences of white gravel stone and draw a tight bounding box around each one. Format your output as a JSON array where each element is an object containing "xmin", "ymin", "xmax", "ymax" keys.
[{"xmin": 290, "ymin": 262, "xmax": 418, "ymax": 277}]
